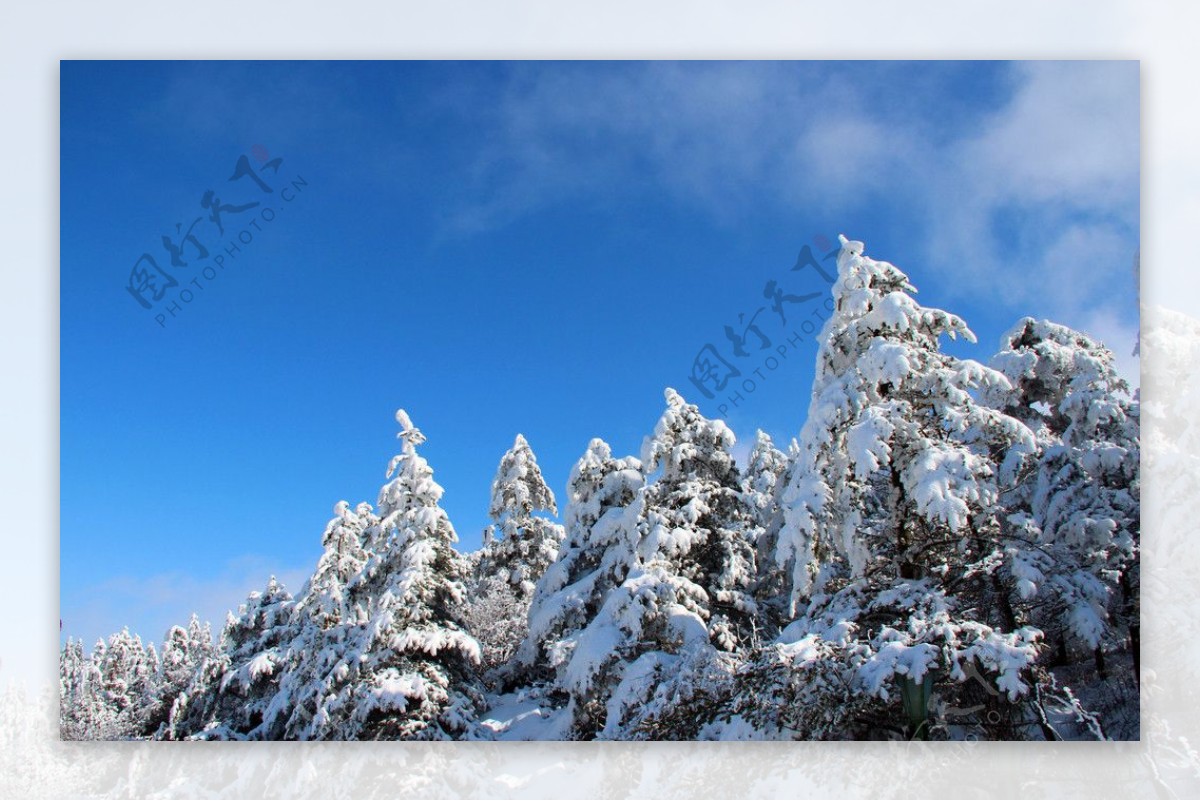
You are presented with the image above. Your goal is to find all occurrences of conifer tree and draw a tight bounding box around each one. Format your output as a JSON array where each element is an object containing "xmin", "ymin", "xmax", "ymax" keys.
[
  {"xmin": 986, "ymin": 318, "xmax": 1140, "ymax": 671},
  {"xmin": 260, "ymin": 503, "xmax": 376, "ymax": 739},
  {"xmin": 477, "ymin": 434, "xmax": 564, "ymax": 599},
  {"xmin": 742, "ymin": 430, "xmax": 792, "ymax": 629},
  {"xmin": 469, "ymin": 435, "xmax": 566, "ymax": 672},
  {"xmin": 517, "ymin": 437, "xmax": 646, "ymax": 736},
  {"xmin": 268, "ymin": 410, "xmax": 484, "ymax": 740},
  {"xmin": 638, "ymin": 389, "xmax": 760, "ymax": 654},
  {"xmin": 743, "ymin": 430, "xmax": 788, "ymax": 536},
  {"xmin": 763, "ymin": 236, "xmax": 1043, "ymax": 739},
  {"xmin": 94, "ymin": 628, "xmax": 158, "ymax": 738},
  {"xmin": 302, "ymin": 501, "xmax": 376, "ymax": 630},
  {"xmin": 526, "ymin": 391, "xmax": 762, "ymax": 738},
  {"xmin": 171, "ymin": 578, "xmax": 294, "ymax": 740},
  {"xmin": 59, "ymin": 638, "xmax": 105, "ymax": 740},
  {"xmin": 149, "ymin": 614, "xmax": 215, "ymax": 736}
]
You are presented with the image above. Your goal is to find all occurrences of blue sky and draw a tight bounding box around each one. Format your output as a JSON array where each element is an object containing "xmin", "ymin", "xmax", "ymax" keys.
[{"xmin": 60, "ymin": 60, "xmax": 1139, "ymax": 650}]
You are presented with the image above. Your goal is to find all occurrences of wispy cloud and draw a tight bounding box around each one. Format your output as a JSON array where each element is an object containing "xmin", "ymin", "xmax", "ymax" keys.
[
  {"xmin": 439, "ymin": 61, "xmax": 830, "ymax": 232},
  {"xmin": 926, "ymin": 61, "xmax": 1139, "ymax": 312},
  {"xmin": 63, "ymin": 554, "xmax": 311, "ymax": 649},
  {"xmin": 442, "ymin": 61, "xmax": 1139, "ymax": 375},
  {"xmin": 92, "ymin": 60, "xmax": 1142, "ymax": 358}
]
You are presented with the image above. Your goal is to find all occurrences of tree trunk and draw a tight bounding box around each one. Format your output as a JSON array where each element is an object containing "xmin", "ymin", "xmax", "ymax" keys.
[
  {"xmin": 891, "ymin": 465, "xmax": 918, "ymax": 579},
  {"xmin": 1120, "ymin": 570, "xmax": 1140, "ymax": 687},
  {"xmin": 991, "ymin": 572, "xmax": 1018, "ymax": 631}
]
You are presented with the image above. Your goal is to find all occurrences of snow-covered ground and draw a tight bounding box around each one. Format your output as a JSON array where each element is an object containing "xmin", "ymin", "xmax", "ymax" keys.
[{"xmin": 477, "ymin": 687, "xmax": 571, "ymax": 741}]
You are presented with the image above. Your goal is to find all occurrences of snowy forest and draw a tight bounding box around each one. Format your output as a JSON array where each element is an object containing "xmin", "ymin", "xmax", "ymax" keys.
[{"xmin": 60, "ymin": 237, "xmax": 1140, "ymax": 742}]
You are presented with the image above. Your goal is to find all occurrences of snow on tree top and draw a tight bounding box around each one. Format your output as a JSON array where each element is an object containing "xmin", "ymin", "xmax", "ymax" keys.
[
  {"xmin": 642, "ymin": 388, "xmax": 735, "ymax": 477},
  {"xmin": 394, "ymin": 408, "xmax": 426, "ymax": 452},
  {"xmin": 837, "ymin": 234, "xmax": 864, "ymax": 257},
  {"xmin": 488, "ymin": 433, "xmax": 558, "ymax": 521}
]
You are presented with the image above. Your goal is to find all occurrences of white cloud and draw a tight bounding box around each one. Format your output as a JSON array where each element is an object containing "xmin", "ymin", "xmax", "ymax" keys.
[
  {"xmin": 789, "ymin": 114, "xmax": 913, "ymax": 208},
  {"xmin": 1027, "ymin": 223, "xmax": 1137, "ymax": 312},
  {"xmin": 63, "ymin": 555, "xmax": 312, "ymax": 651},
  {"xmin": 962, "ymin": 61, "xmax": 1139, "ymax": 207},
  {"xmin": 426, "ymin": 60, "xmax": 1143, "ymax": 450},
  {"xmin": 445, "ymin": 62, "xmax": 1139, "ymax": 335},
  {"xmin": 1077, "ymin": 305, "xmax": 1142, "ymax": 390},
  {"xmin": 924, "ymin": 61, "xmax": 1140, "ymax": 320},
  {"xmin": 441, "ymin": 62, "xmax": 837, "ymax": 232}
]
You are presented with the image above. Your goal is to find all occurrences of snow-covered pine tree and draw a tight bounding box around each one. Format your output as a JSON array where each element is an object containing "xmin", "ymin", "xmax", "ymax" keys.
[
  {"xmin": 985, "ymin": 317, "xmax": 1140, "ymax": 677},
  {"xmin": 638, "ymin": 389, "xmax": 760, "ymax": 651},
  {"xmin": 93, "ymin": 628, "xmax": 158, "ymax": 739},
  {"xmin": 260, "ymin": 502, "xmax": 377, "ymax": 740},
  {"xmin": 170, "ymin": 577, "xmax": 294, "ymax": 740},
  {"xmin": 347, "ymin": 409, "xmax": 484, "ymax": 739},
  {"xmin": 273, "ymin": 410, "xmax": 484, "ymax": 740},
  {"xmin": 757, "ymin": 236, "xmax": 1043, "ymax": 740},
  {"xmin": 516, "ymin": 437, "xmax": 646, "ymax": 736},
  {"xmin": 147, "ymin": 614, "xmax": 214, "ymax": 736},
  {"xmin": 478, "ymin": 434, "xmax": 565, "ymax": 598},
  {"xmin": 526, "ymin": 391, "xmax": 761, "ymax": 739},
  {"xmin": 85, "ymin": 638, "xmax": 114, "ymax": 737},
  {"xmin": 742, "ymin": 430, "xmax": 793, "ymax": 631},
  {"xmin": 59, "ymin": 638, "xmax": 106, "ymax": 740},
  {"xmin": 59, "ymin": 638, "xmax": 85, "ymax": 739},
  {"xmin": 469, "ymin": 435, "xmax": 565, "ymax": 672},
  {"xmin": 302, "ymin": 501, "xmax": 376, "ymax": 630},
  {"xmin": 598, "ymin": 388, "xmax": 759, "ymax": 739},
  {"xmin": 743, "ymin": 430, "xmax": 788, "ymax": 537}
]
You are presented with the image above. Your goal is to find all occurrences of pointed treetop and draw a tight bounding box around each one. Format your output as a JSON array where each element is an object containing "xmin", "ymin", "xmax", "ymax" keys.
[
  {"xmin": 746, "ymin": 430, "xmax": 787, "ymax": 480},
  {"xmin": 395, "ymin": 408, "xmax": 426, "ymax": 452},
  {"xmin": 642, "ymin": 387, "xmax": 735, "ymax": 475},
  {"xmin": 987, "ymin": 316, "xmax": 1132, "ymax": 444},
  {"xmin": 489, "ymin": 432, "xmax": 558, "ymax": 520},
  {"xmin": 564, "ymin": 437, "xmax": 632, "ymax": 501},
  {"xmin": 837, "ymin": 233, "xmax": 865, "ymax": 257},
  {"xmin": 585, "ymin": 437, "xmax": 612, "ymax": 460}
]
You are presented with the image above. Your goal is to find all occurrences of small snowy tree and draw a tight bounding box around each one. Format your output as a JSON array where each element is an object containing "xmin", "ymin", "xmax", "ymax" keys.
[
  {"xmin": 347, "ymin": 409, "xmax": 484, "ymax": 739},
  {"xmin": 638, "ymin": 389, "xmax": 760, "ymax": 655},
  {"xmin": 743, "ymin": 430, "xmax": 788, "ymax": 536},
  {"xmin": 524, "ymin": 391, "xmax": 761, "ymax": 739},
  {"xmin": 603, "ymin": 388, "xmax": 759, "ymax": 738},
  {"xmin": 477, "ymin": 434, "xmax": 565, "ymax": 599},
  {"xmin": 171, "ymin": 578, "xmax": 294, "ymax": 740},
  {"xmin": 59, "ymin": 638, "xmax": 106, "ymax": 740},
  {"xmin": 92, "ymin": 628, "xmax": 158, "ymax": 739},
  {"xmin": 301, "ymin": 501, "xmax": 376, "ymax": 630},
  {"xmin": 258, "ymin": 502, "xmax": 377, "ymax": 739},
  {"xmin": 743, "ymin": 431, "xmax": 794, "ymax": 631},
  {"xmin": 257, "ymin": 500, "xmax": 392, "ymax": 739},
  {"xmin": 470, "ymin": 435, "xmax": 565, "ymax": 673},
  {"xmin": 148, "ymin": 614, "xmax": 215, "ymax": 736}
]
